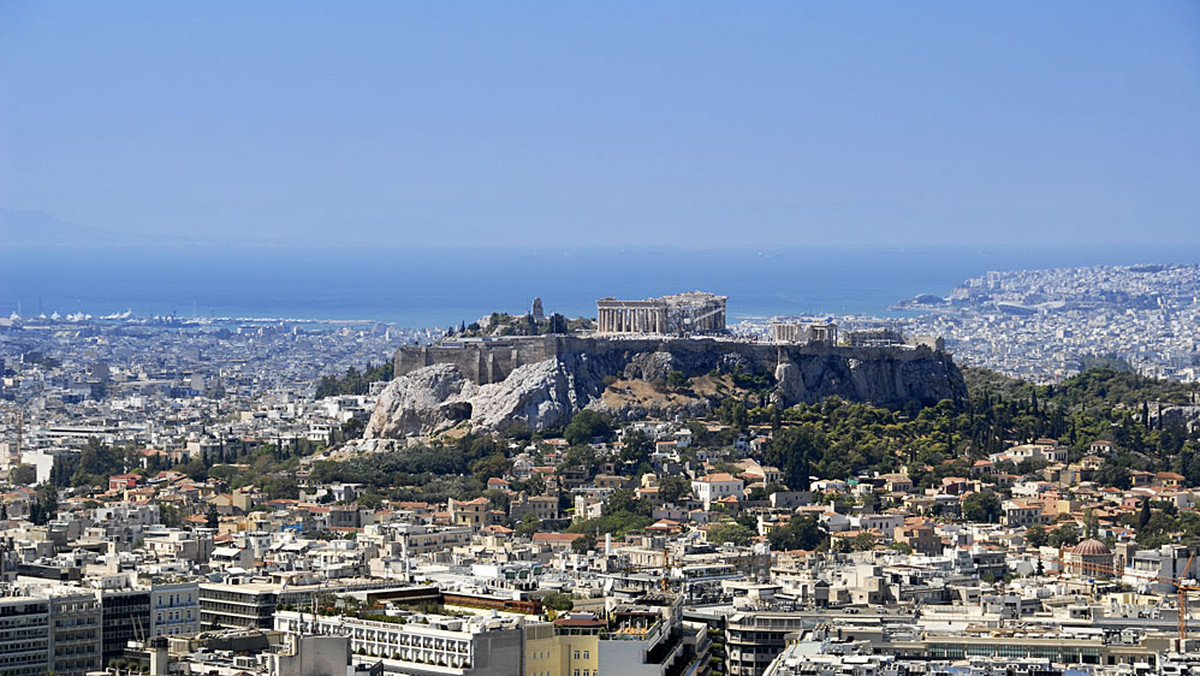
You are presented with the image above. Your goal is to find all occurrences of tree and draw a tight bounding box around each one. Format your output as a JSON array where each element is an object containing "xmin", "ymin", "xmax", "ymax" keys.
[
  {"xmin": 1094, "ymin": 460, "xmax": 1132, "ymax": 490},
  {"xmin": 542, "ymin": 592, "xmax": 574, "ymax": 612},
  {"xmin": 1137, "ymin": 499, "xmax": 1152, "ymax": 529},
  {"xmin": 764, "ymin": 425, "xmax": 825, "ymax": 491},
  {"xmin": 605, "ymin": 489, "xmax": 647, "ymax": 517},
  {"xmin": 561, "ymin": 445, "xmax": 599, "ymax": 477},
  {"xmin": 658, "ymin": 475, "xmax": 692, "ymax": 506},
  {"xmin": 666, "ymin": 370, "xmax": 690, "ymax": 390},
  {"xmin": 1015, "ymin": 457, "xmax": 1049, "ymax": 476},
  {"xmin": 515, "ymin": 513, "xmax": 541, "ymax": 537},
  {"xmin": 547, "ymin": 313, "xmax": 569, "ymax": 335},
  {"xmin": 767, "ymin": 515, "xmax": 826, "ymax": 551},
  {"xmin": 1026, "ymin": 524, "xmax": 1048, "ymax": 548},
  {"xmin": 30, "ymin": 483, "xmax": 58, "ymax": 526},
  {"xmin": 160, "ymin": 504, "xmax": 184, "ymax": 528},
  {"xmin": 9, "ymin": 464, "xmax": 36, "ymax": 486},
  {"xmin": 620, "ymin": 431, "xmax": 653, "ymax": 466},
  {"xmin": 1049, "ymin": 522, "xmax": 1080, "ymax": 547},
  {"xmin": 564, "ymin": 410, "xmax": 612, "ymax": 446},
  {"xmin": 341, "ymin": 417, "xmax": 366, "ymax": 440},
  {"xmin": 571, "ymin": 533, "xmax": 596, "ymax": 554},
  {"xmin": 852, "ymin": 531, "xmax": 877, "ymax": 552},
  {"xmin": 471, "ymin": 453, "xmax": 511, "ymax": 483},
  {"xmin": 962, "ymin": 490, "xmax": 1001, "ymax": 523},
  {"xmin": 707, "ymin": 521, "xmax": 757, "ymax": 547}
]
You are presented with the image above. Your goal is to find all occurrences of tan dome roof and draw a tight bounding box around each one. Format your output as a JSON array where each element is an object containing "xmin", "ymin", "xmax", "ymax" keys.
[{"xmin": 1072, "ymin": 538, "xmax": 1111, "ymax": 556}]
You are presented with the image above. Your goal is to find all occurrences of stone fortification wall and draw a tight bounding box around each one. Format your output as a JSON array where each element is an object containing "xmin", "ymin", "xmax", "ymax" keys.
[
  {"xmin": 394, "ymin": 335, "xmax": 966, "ymax": 408},
  {"xmin": 395, "ymin": 337, "xmax": 562, "ymax": 385}
]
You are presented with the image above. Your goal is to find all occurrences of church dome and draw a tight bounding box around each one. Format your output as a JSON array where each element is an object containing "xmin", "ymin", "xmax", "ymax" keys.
[{"xmin": 1072, "ymin": 538, "xmax": 1111, "ymax": 556}]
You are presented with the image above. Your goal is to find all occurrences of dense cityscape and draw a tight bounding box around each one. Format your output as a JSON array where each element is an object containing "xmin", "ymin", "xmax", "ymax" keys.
[
  {"xmin": 739, "ymin": 264, "xmax": 1200, "ymax": 385},
  {"xmin": 5, "ymin": 0, "xmax": 1196, "ymax": 672},
  {"xmin": 1, "ymin": 275, "xmax": 1199, "ymax": 676}
]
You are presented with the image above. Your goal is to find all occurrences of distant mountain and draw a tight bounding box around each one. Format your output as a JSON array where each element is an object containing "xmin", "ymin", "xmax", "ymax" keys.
[
  {"xmin": 0, "ymin": 208, "xmax": 229, "ymax": 247},
  {"xmin": 0, "ymin": 208, "xmax": 129, "ymax": 246}
]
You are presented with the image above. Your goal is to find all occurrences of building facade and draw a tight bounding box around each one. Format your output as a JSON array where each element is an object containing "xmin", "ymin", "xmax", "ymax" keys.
[{"xmin": 275, "ymin": 610, "xmax": 524, "ymax": 676}]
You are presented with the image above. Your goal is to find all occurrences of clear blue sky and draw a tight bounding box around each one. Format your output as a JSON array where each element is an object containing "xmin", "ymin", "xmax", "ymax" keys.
[{"xmin": 1, "ymin": 1, "xmax": 1197, "ymax": 247}]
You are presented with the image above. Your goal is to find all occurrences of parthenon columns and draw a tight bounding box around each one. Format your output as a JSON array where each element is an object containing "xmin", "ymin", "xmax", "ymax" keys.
[{"xmin": 597, "ymin": 305, "xmax": 665, "ymax": 334}]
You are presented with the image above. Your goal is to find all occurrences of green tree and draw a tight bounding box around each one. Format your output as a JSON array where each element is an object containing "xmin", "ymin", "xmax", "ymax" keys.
[
  {"xmin": 1049, "ymin": 522, "xmax": 1080, "ymax": 547},
  {"xmin": 1137, "ymin": 499, "xmax": 1152, "ymax": 529},
  {"xmin": 571, "ymin": 533, "xmax": 596, "ymax": 554},
  {"xmin": 852, "ymin": 531, "xmax": 877, "ymax": 552},
  {"xmin": 1026, "ymin": 524, "xmax": 1048, "ymax": 548},
  {"xmin": 962, "ymin": 490, "xmax": 1002, "ymax": 523},
  {"xmin": 666, "ymin": 370, "xmax": 690, "ymax": 390},
  {"xmin": 547, "ymin": 314, "xmax": 569, "ymax": 335},
  {"xmin": 1094, "ymin": 460, "xmax": 1132, "ymax": 489},
  {"xmin": 561, "ymin": 445, "xmax": 599, "ymax": 476},
  {"xmin": 564, "ymin": 410, "xmax": 612, "ymax": 446},
  {"xmin": 30, "ymin": 483, "xmax": 59, "ymax": 526},
  {"xmin": 605, "ymin": 489, "xmax": 648, "ymax": 517},
  {"xmin": 657, "ymin": 475, "xmax": 692, "ymax": 505},
  {"xmin": 707, "ymin": 521, "xmax": 757, "ymax": 547},
  {"xmin": 767, "ymin": 515, "xmax": 826, "ymax": 551},
  {"xmin": 515, "ymin": 513, "xmax": 541, "ymax": 537},
  {"xmin": 341, "ymin": 417, "xmax": 366, "ymax": 440},
  {"xmin": 471, "ymin": 453, "xmax": 511, "ymax": 483},
  {"xmin": 764, "ymin": 425, "xmax": 826, "ymax": 491},
  {"xmin": 620, "ymin": 430, "xmax": 653, "ymax": 466},
  {"xmin": 542, "ymin": 592, "xmax": 574, "ymax": 611},
  {"xmin": 9, "ymin": 464, "xmax": 36, "ymax": 485}
]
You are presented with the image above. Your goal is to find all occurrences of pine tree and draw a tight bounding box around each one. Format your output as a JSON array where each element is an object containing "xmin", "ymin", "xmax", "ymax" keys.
[{"xmin": 1137, "ymin": 499, "xmax": 1152, "ymax": 529}]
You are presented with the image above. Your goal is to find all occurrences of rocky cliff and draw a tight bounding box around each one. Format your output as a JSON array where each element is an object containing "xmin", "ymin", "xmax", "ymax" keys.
[{"xmin": 365, "ymin": 337, "xmax": 967, "ymax": 438}]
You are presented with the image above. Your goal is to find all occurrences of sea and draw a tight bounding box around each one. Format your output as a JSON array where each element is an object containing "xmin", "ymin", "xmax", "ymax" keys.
[{"xmin": 2, "ymin": 243, "xmax": 1198, "ymax": 329}]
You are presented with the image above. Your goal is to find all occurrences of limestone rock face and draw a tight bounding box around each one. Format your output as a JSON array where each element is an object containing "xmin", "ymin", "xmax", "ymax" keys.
[
  {"xmin": 469, "ymin": 360, "xmax": 578, "ymax": 435},
  {"xmin": 364, "ymin": 363, "xmax": 476, "ymax": 438},
  {"xmin": 773, "ymin": 357, "xmax": 805, "ymax": 406},
  {"xmin": 718, "ymin": 352, "xmax": 753, "ymax": 375},
  {"xmin": 624, "ymin": 351, "xmax": 678, "ymax": 382},
  {"xmin": 365, "ymin": 358, "xmax": 598, "ymax": 438},
  {"xmin": 366, "ymin": 340, "xmax": 967, "ymax": 438}
]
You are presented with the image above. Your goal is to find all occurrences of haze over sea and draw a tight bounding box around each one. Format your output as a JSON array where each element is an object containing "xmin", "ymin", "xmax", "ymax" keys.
[{"xmin": 3, "ymin": 243, "xmax": 1199, "ymax": 329}]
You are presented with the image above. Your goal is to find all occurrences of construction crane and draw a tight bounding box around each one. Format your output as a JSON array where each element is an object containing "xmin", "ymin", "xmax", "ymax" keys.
[
  {"xmin": 1036, "ymin": 549, "xmax": 1200, "ymax": 643},
  {"xmin": 617, "ymin": 547, "xmax": 676, "ymax": 592}
]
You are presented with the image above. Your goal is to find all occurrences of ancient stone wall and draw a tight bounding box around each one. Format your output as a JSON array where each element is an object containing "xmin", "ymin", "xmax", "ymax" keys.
[{"xmin": 394, "ymin": 335, "xmax": 966, "ymax": 407}]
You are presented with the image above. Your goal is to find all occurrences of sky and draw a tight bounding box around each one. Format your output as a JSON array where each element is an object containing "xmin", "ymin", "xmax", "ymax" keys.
[{"xmin": 1, "ymin": 2, "xmax": 1198, "ymax": 248}]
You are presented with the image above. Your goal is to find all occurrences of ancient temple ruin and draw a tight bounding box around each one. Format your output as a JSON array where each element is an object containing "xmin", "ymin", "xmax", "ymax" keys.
[
  {"xmin": 595, "ymin": 292, "xmax": 727, "ymax": 335},
  {"xmin": 770, "ymin": 319, "xmax": 839, "ymax": 345}
]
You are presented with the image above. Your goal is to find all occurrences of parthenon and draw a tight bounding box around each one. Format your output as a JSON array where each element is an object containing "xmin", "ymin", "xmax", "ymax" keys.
[{"xmin": 596, "ymin": 292, "xmax": 727, "ymax": 335}]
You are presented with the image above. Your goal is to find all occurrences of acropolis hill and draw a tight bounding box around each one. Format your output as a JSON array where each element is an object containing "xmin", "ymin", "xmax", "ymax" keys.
[{"xmin": 368, "ymin": 293, "xmax": 966, "ymax": 438}]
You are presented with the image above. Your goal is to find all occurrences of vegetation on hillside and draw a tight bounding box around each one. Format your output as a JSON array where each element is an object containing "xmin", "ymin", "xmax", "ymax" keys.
[
  {"xmin": 738, "ymin": 367, "xmax": 1200, "ymax": 491},
  {"xmin": 449, "ymin": 312, "xmax": 593, "ymax": 338},
  {"xmin": 316, "ymin": 361, "xmax": 394, "ymax": 398}
]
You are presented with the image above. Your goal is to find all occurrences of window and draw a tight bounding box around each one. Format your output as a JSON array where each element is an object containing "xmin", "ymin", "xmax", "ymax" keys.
[
  {"xmin": 574, "ymin": 650, "xmax": 580, "ymax": 659},
  {"xmin": 583, "ymin": 651, "xmax": 590, "ymax": 659}
]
